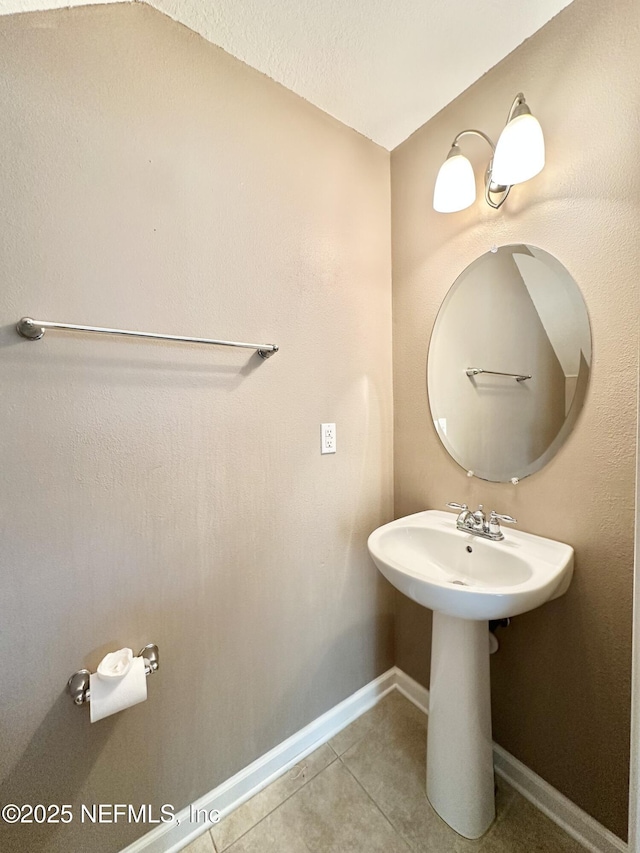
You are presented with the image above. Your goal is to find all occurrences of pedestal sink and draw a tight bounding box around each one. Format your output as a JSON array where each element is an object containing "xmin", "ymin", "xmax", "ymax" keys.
[{"xmin": 367, "ymin": 509, "xmax": 573, "ymax": 839}]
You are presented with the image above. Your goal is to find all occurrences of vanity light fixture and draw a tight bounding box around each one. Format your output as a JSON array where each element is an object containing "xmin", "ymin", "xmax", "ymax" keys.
[{"xmin": 433, "ymin": 93, "xmax": 545, "ymax": 213}]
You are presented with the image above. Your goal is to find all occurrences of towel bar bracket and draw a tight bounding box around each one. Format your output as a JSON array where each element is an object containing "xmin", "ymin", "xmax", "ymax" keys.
[{"xmin": 16, "ymin": 318, "xmax": 45, "ymax": 340}]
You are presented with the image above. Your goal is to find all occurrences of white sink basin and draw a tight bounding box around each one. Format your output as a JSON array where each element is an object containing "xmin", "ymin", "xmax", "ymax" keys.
[
  {"xmin": 368, "ymin": 508, "xmax": 574, "ymax": 839},
  {"xmin": 368, "ymin": 510, "xmax": 573, "ymax": 838},
  {"xmin": 367, "ymin": 509, "xmax": 573, "ymax": 620}
]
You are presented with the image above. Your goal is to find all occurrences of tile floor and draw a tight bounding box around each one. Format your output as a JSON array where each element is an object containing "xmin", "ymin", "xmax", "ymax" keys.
[{"xmin": 183, "ymin": 691, "xmax": 586, "ymax": 853}]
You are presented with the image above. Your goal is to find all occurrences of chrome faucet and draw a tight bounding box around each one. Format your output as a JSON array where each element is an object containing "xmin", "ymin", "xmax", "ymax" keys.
[{"xmin": 446, "ymin": 502, "xmax": 517, "ymax": 541}]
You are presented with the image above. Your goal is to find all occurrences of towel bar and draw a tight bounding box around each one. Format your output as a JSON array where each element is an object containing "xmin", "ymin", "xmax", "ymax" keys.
[{"xmin": 17, "ymin": 317, "xmax": 279, "ymax": 359}]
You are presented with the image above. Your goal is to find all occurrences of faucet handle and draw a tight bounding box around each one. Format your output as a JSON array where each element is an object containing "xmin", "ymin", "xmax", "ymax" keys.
[
  {"xmin": 490, "ymin": 511, "xmax": 517, "ymax": 525},
  {"xmin": 447, "ymin": 502, "xmax": 471, "ymax": 526},
  {"xmin": 488, "ymin": 511, "xmax": 517, "ymax": 538}
]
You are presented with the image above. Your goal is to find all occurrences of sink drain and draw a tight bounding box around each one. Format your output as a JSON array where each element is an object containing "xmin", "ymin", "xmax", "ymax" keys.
[{"xmin": 451, "ymin": 580, "xmax": 468, "ymax": 586}]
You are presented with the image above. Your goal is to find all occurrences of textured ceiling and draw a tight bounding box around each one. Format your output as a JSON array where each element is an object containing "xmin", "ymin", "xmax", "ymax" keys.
[{"xmin": 0, "ymin": 0, "xmax": 574, "ymax": 149}]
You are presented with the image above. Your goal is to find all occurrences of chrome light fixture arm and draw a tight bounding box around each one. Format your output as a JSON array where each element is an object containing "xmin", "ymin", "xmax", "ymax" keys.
[
  {"xmin": 506, "ymin": 92, "xmax": 527, "ymax": 124},
  {"xmin": 433, "ymin": 92, "xmax": 543, "ymax": 213},
  {"xmin": 451, "ymin": 128, "xmax": 495, "ymax": 151},
  {"xmin": 449, "ymin": 129, "xmax": 510, "ymax": 209}
]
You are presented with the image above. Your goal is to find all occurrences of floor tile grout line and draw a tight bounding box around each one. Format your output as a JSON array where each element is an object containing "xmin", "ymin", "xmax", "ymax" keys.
[
  {"xmin": 336, "ymin": 748, "xmax": 517, "ymax": 853},
  {"xmin": 330, "ymin": 737, "xmax": 365, "ymax": 759},
  {"xmin": 214, "ymin": 753, "xmax": 340, "ymax": 852},
  {"xmin": 336, "ymin": 752, "xmax": 419, "ymax": 852},
  {"xmin": 203, "ymin": 689, "xmax": 588, "ymax": 853},
  {"xmin": 333, "ymin": 695, "xmax": 525, "ymax": 850},
  {"xmin": 327, "ymin": 740, "xmax": 340, "ymax": 758}
]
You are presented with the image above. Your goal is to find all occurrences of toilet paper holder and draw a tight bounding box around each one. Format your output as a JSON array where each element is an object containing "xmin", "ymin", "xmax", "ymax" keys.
[{"xmin": 67, "ymin": 643, "xmax": 160, "ymax": 706}]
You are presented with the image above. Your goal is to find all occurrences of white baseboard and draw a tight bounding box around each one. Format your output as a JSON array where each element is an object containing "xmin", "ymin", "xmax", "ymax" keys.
[
  {"xmin": 121, "ymin": 667, "xmax": 626, "ymax": 853},
  {"xmin": 395, "ymin": 667, "xmax": 430, "ymax": 715},
  {"xmin": 394, "ymin": 670, "xmax": 627, "ymax": 853},
  {"xmin": 120, "ymin": 668, "xmax": 397, "ymax": 853},
  {"xmin": 493, "ymin": 743, "xmax": 627, "ymax": 853}
]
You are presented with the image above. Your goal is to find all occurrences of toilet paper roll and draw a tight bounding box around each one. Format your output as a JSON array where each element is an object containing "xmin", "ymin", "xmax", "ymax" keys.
[
  {"xmin": 97, "ymin": 647, "xmax": 133, "ymax": 680},
  {"xmin": 89, "ymin": 655, "xmax": 147, "ymax": 723}
]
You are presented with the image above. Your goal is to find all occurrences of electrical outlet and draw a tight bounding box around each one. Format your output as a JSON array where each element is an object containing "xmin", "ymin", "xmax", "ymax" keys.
[{"xmin": 321, "ymin": 423, "xmax": 336, "ymax": 454}]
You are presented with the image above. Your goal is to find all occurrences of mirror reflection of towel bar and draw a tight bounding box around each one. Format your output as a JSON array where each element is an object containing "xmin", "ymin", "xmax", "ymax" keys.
[{"xmin": 466, "ymin": 367, "xmax": 531, "ymax": 382}]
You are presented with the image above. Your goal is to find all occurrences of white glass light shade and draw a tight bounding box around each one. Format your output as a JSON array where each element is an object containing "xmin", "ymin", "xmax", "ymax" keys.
[
  {"xmin": 492, "ymin": 113, "xmax": 545, "ymax": 186},
  {"xmin": 433, "ymin": 152, "xmax": 476, "ymax": 213}
]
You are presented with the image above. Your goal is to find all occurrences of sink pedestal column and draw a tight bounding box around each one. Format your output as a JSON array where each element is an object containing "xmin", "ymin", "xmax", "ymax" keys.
[{"xmin": 426, "ymin": 611, "xmax": 495, "ymax": 839}]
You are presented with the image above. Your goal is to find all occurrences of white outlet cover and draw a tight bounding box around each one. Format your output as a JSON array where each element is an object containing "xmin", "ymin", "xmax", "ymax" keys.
[{"xmin": 321, "ymin": 423, "xmax": 336, "ymax": 454}]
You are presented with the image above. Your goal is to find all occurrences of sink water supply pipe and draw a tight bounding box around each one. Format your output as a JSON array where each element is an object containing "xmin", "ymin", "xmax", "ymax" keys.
[{"xmin": 489, "ymin": 618, "xmax": 510, "ymax": 654}]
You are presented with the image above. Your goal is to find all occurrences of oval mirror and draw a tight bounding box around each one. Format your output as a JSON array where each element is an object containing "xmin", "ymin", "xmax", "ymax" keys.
[{"xmin": 427, "ymin": 245, "xmax": 591, "ymax": 482}]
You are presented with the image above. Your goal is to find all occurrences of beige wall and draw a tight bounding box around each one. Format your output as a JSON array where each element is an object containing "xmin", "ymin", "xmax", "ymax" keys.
[
  {"xmin": 2, "ymin": 0, "xmax": 638, "ymax": 849},
  {"xmin": 391, "ymin": 0, "xmax": 639, "ymax": 839},
  {"xmin": 0, "ymin": 5, "xmax": 393, "ymax": 851}
]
